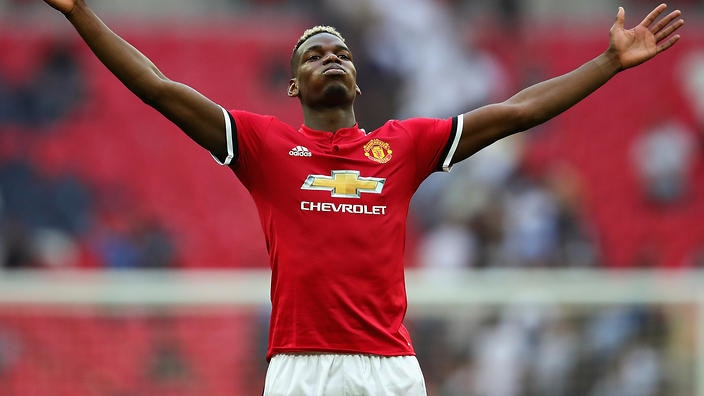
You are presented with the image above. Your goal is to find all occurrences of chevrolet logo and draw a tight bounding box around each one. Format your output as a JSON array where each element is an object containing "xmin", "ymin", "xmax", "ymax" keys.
[{"xmin": 302, "ymin": 170, "xmax": 385, "ymax": 198}]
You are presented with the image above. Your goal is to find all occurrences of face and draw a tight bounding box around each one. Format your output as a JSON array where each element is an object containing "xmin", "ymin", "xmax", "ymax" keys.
[{"xmin": 289, "ymin": 33, "xmax": 361, "ymax": 107}]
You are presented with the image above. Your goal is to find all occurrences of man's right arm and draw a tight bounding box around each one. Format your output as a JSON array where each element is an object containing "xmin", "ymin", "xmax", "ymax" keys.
[{"xmin": 44, "ymin": 0, "xmax": 227, "ymax": 157}]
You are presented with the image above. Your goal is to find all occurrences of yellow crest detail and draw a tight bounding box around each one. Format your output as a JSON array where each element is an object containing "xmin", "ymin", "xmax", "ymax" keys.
[{"xmin": 363, "ymin": 139, "xmax": 393, "ymax": 164}]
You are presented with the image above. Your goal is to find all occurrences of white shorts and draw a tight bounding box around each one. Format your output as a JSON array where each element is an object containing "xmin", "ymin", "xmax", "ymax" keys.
[{"xmin": 263, "ymin": 354, "xmax": 428, "ymax": 396}]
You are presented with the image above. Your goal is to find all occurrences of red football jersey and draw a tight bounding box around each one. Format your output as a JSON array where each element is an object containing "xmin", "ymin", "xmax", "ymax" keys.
[{"xmin": 217, "ymin": 108, "xmax": 463, "ymax": 359}]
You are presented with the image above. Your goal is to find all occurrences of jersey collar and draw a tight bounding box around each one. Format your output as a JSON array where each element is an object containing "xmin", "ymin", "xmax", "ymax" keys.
[{"xmin": 298, "ymin": 124, "xmax": 367, "ymax": 141}]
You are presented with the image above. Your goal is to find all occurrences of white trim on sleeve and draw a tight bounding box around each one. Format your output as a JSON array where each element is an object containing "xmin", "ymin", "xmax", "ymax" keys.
[
  {"xmin": 211, "ymin": 106, "xmax": 235, "ymax": 166},
  {"xmin": 442, "ymin": 115, "xmax": 464, "ymax": 172}
]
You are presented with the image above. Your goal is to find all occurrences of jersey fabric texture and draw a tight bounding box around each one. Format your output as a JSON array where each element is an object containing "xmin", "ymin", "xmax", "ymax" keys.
[{"xmin": 216, "ymin": 108, "xmax": 463, "ymax": 360}]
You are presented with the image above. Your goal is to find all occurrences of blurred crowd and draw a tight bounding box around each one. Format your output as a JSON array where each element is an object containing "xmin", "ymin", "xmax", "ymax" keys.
[{"xmin": 409, "ymin": 303, "xmax": 683, "ymax": 396}]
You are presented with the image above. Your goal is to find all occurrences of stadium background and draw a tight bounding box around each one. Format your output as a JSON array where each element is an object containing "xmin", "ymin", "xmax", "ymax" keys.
[{"xmin": 0, "ymin": 0, "xmax": 703, "ymax": 395}]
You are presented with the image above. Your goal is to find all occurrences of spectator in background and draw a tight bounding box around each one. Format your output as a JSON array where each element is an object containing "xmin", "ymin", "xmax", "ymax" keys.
[
  {"xmin": 585, "ymin": 307, "xmax": 667, "ymax": 396},
  {"xmin": 631, "ymin": 118, "xmax": 697, "ymax": 206},
  {"xmin": 589, "ymin": 343, "xmax": 662, "ymax": 396},
  {"xmin": 0, "ymin": 219, "xmax": 35, "ymax": 269},
  {"xmin": 416, "ymin": 211, "xmax": 478, "ymax": 271},
  {"xmin": 543, "ymin": 164, "xmax": 602, "ymax": 268},
  {"xmin": 470, "ymin": 308, "xmax": 532, "ymax": 396},
  {"xmin": 500, "ymin": 173, "xmax": 562, "ymax": 267},
  {"xmin": 90, "ymin": 188, "xmax": 177, "ymax": 269},
  {"xmin": 529, "ymin": 312, "xmax": 580, "ymax": 396},
  {"xmin": 133, "ymin": 217, "xmax": 178, "ymax": 268},
  {"xmin": 0, "ymin": 40, "xmax": 84, "ymax": 129},
  {"xmin": 0, "ymin": 158, "xmax": 92, "ymax": 269}
]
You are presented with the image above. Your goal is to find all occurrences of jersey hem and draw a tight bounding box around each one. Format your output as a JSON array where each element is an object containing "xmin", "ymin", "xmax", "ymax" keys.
[{"xmin": 267, "ymin": 347, "xmax": 416, "ymax": 361}]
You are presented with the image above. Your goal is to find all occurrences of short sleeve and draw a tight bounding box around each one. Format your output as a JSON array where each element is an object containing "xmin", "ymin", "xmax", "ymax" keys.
[{"xmin": 394, "ymin": 115, "xmax": 464, "ymax": 176}]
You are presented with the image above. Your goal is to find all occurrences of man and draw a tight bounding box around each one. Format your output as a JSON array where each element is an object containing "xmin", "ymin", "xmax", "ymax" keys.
[{"xmin": 42, "ymin": 1, "xmax": 684, "ymax": 395}]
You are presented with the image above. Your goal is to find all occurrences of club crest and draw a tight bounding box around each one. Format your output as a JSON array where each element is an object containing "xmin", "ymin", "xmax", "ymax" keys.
[{"xmin": 363, "ymin": 139, "xmax": 393, "ymax": 164}]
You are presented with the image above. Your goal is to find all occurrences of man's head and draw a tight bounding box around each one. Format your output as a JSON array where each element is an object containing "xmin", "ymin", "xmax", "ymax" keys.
[
  {"xmin": 288, "ymin": 26, "xmax": 361, "ymax": 108},
  {"xmin": 291, "ymin": 26, "xmax": 346, "ymax": 74}
]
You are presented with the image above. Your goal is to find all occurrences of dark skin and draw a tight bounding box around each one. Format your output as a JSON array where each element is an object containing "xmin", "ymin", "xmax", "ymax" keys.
[
  {"xmin": 43, "ymin": 0, "xmax": 683, "ymax": 166},
  {"xmin": 288, "ymin": 37, "xmax": 361, "ymax": 132}
]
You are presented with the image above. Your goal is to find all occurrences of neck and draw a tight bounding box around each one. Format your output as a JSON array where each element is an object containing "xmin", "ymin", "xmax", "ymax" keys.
[{"xmin": 302, "ymin": 106, "xmax": 357, "ymax": 132}]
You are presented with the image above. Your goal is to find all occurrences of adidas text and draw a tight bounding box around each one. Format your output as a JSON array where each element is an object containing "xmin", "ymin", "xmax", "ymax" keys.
[{"xmin": 289, "ymin": 146, "xmax": 313, "ymax": 157}]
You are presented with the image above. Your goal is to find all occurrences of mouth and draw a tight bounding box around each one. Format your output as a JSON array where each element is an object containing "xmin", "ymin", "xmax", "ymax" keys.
[{"xmin": 323, "ymin": 67, "xmax": 346, "ymax": 76}]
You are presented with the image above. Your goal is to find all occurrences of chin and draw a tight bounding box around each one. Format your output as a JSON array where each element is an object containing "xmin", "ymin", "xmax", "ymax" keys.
[
  {"xmin": 324, "ymin": 83, "xmax": 350, "ymax": 97},
  {"xmin": 319, "ymin": 85, "xmax": 354, "ymax": 106}
]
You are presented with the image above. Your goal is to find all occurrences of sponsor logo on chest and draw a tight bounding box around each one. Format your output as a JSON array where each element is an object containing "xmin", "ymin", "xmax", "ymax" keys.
[
  {"xmin": 300, "ymin": 170, "xmax": 387, "ymax": 216},
  {"xmin": 291, "ymin": 139, "xmax": 394, "ymax": 216}
]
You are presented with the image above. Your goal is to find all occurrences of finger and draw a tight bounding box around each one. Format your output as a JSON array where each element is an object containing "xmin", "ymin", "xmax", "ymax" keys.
[
  {"xmin": 657, "ymin": 34, "xmax": 681, "ymax": 54},
  {"xmin": 655, "ymin": 17, "xmax": 684, "ymax": 43},
  {"xmin": 650, "ymin": 9, "xmax": 682, "ymax": 34},
  {"xmin": 640, "ymin": 3, "xmax": 668, "ymax": 28}
]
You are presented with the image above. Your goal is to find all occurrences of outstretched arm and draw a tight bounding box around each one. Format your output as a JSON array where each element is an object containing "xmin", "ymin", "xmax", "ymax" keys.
[
  {"xmin": 452, "ymin": 4, "xmax": 684, "ymax": 163},
  {"xmin": 43, "ymin": 0, "xmax": 227, "ymax": 157}
]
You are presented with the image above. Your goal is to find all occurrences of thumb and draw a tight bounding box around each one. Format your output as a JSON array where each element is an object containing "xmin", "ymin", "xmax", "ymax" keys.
[{"xmin": 614, "ymin": 6, "xmax": 626, "ymax": 29}]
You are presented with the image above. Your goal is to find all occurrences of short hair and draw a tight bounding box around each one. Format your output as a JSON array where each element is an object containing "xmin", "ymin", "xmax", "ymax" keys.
[{"xmin": 290, "ymin": 25, "xmax": 346, "ymax": 75}]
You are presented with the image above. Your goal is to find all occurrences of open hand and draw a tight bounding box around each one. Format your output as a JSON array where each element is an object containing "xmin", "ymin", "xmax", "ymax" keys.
[{"xmin": 610, "ymin": 4, "xmax": 684, "ymax": 70}]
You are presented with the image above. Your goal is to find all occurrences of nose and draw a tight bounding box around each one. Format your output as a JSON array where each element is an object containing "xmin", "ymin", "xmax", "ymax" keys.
[{"xmin": 322, "ymin": 52, "xmax": 342, "ymax": 64}]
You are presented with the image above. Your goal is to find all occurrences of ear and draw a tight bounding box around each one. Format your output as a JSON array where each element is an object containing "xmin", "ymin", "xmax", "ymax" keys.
[
  {"xmin": 288, "ymin": 78, "xmax": 299, "ymax": 97},
  {"xmin": 355, "ymin": 84, "xmax": 362, "ymax": 96}
]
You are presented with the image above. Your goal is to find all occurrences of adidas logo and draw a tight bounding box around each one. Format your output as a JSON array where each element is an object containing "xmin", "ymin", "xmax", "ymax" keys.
[{"xmin": 289, "ymin": 146, "xmax": 312, "ymax": 157}]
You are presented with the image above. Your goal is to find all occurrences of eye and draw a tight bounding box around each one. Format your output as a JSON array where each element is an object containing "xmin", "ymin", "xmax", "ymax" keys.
[
  {"xmin": 306, "ymin": 55, "xmax": 321, "ymax": 62},
  {"xmin": 338, "ymin": 53, "xmax": 351, "ymax": 60}
]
